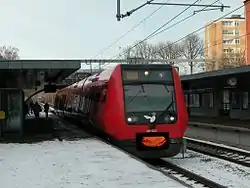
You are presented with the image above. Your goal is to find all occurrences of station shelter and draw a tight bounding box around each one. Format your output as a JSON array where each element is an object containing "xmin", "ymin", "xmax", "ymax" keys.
[
  {"xmin": 0, "ymin": 60, "xmax": 81, "ymax": 137},
  {"xmin": 181, "ymin": 65, "xmax": 250, "ymax": 120}
]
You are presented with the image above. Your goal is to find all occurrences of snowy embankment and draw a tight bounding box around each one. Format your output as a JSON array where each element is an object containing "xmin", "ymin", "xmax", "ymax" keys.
[
  {"xmin": 0, "ymin": 139, "xmax": 185, "ymax": 188},
  {"xmin": 164, "ymin": 150, "xmax": 250, "ymax": 188}
]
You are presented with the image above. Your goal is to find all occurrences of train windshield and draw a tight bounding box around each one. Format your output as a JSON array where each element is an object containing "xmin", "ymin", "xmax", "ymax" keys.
[{"xmin": 124, "ymin": 84, "xmax": 175, "ymax": 113}]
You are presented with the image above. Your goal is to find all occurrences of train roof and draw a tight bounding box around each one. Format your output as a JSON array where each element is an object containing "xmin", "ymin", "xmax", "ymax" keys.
[
  {"xmin": 120, "ymin": 64, "xmax": 172, "ymax": 69},
  {"xmin": 89, "ymin": 64, "xmax": 173, "ymax": 81},
  {"xmin": 57, "ymin": 63, "xmax": 175, "ymax": 92}
]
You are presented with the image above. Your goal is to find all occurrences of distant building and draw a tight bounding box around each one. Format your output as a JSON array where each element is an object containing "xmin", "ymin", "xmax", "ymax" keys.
[
  {"xmin": 244, "ymin": 0, "xmax": 250, "ymax": 64},
  {"xmin": 204, "ymin": 14, "xmax": 246, "ymax": 71}
]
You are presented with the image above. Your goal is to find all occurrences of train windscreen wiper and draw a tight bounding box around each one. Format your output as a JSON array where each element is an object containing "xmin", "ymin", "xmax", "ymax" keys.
[
  {"xmin": 157, "ymin": 97, "xmax": 174, "ymax": 119},
  {"xmin": 127, "ymin": 85, "xmax": 145, "ymax": 105}
]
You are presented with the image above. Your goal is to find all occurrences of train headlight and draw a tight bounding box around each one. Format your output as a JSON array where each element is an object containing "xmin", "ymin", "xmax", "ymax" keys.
[
  {"xmin": 144, "ymin": 71, "xmax": 149, "ymax": 76},
  {"xmin": 127, "ymin": 116, "xmax": 138, "ymax": 124},
  {"xmin": 164, "ymin": 115, "xmax": 176, "ymax": 123},
  {"xmin": 127, "ymin": 117, "xmax": 133, "ymax": 122},
  {"xmin": 169, "ymin": 116, "xmax": 175, "ymax": 121}
]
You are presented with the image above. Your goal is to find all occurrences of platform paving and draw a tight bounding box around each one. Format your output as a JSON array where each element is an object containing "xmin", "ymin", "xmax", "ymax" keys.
[
  {"xmin": 189, "ymin": 116, "xmax": 250, "ymax": 129},
  {"xmin": 0, "ymin": 112, "xmax": 92, "ymax": 143}
]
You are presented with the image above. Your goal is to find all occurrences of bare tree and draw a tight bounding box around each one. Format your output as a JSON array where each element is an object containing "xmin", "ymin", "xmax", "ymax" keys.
[
  {"xmin": 217, "ymin": 50, "xmax": 246, "ymax": 69},
  {"xmin": 0, "ymin": 45, "xmax": 20, "ymax": 60},
  {"xmin": 120, "ymin": 41, "xmax": 156, "ymax": 63},
  {"xmin": 181, "ymin": 34, "xmax": 204, "ymax": 74},
  {"xmin": 155, "ymin": 41, "xmax": 183, "ymax": 65},
  {"xmin": 120, "ymin": 46, "xmax": 132, "ymax": 59},
  {"xmin": 132, "ymin": 41, "xmax": 156, "ymax": 59},
  {"xmin": 201, "ymin": 58, "xmax": 217, "ymax": 72}
]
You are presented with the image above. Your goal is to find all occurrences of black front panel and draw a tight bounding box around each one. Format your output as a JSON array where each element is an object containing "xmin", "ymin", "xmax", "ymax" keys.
[
  {"xmin": 123, "ymin": 84, "xmax": 177, "ymax": 125},
  {"xmin": 121, "ymin": 65, "xmax": 178, "ymax": 125},
  {"xmin": 136, "ymin": 132, "xmax": 169, "ymax": 151},
  {"xmin": 122, "ymin": 69, "xmax": 173, "ymax": 82}
]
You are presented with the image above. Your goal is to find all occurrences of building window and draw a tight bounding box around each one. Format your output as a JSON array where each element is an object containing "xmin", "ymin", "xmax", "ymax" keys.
[
  {"xmin": 242, "ymin": 92, "xmax": 248, "ymax": 109},
  {"xmin": 236, "ymin": 48, "xmax": 241, "ymax": 53},
  {"xmin": 222, "ymin": 21, "xmax": 233, "ymax": 26},
  {"xmin": 235, "ymin": 30, "xmax": 240, "ymax": 36},
  {"xmin": 223, "ymin": 39, "xmax": 233, "ymax": 44},
  {"xmin": 189, "ymin": 94, "xmax": 200, "ymax": 108},
  {"xmin": 223, "ymin": 30, "xmax": 234, "ymax": 35},
  {"xmin": 235, "ymin": 39, "xmax": 240, "ymax": 44},
  {"xmin": 223, "ymin": 48, "xmax": 233, "ymax": 53},
  {"xmin": 235, "ymin": 21, "xmax": 240, "ymax": 27},
  {"xmin": 231, "ymin": 92, "xmax": 241, "ymax": 109},
  {"xmin": 201, "ymin": 92, "xmax": 213, "ymax": 108}
]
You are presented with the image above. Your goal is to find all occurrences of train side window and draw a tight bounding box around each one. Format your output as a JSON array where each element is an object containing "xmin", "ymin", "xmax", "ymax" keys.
[
  {"xmin": 102, "ymin": 89, "xmax": 107, "ymax": 103},
  {"xmin": 85, "ymin": 93, "xmax": 92, "ymax": 114},
  {"xmin": 89, "ymin": 91, "xmax": 95, "ymax": 100},
  {"xmin": 95, "ymin": 92, "xmax": 101, "ymax": 102},
  {"xmin": 79, "ymin": 96, "xmax": 85, "ymax": 112}
]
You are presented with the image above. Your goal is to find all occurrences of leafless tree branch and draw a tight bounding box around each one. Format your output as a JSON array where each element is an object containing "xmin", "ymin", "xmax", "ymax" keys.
[
  {"xmin": 0, "ymin": 45, "xmax": 20, "ymax": 60},
  {"xmin": 180, "ymin": 34, "xmax": 204, "ymax": 74}
]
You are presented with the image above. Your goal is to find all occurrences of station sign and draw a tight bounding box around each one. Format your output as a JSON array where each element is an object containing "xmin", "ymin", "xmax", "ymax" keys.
[{"xmin": 0, "ymin": 111, "xmax": 6, "ymax": 120}]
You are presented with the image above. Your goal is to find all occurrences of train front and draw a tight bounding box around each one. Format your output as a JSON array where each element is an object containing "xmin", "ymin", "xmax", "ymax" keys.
[{"xmin": 121, "ymin": 64, "xmax": 187, "ymax": 158}]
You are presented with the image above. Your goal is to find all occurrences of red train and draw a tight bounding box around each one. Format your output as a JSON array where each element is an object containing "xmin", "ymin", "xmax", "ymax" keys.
[{"xmin": 53, "ymin": 64, "xmax": 188, "ymax": 158}]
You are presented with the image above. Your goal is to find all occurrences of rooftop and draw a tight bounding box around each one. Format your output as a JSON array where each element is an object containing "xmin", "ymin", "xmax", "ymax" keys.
[
  {"xmin": 0, "ymin": 60, "xmax": 81, "ymax": 89},
  {"xmin": 181, "ymin": 65, "xmax": 250, "ymax": 81}
]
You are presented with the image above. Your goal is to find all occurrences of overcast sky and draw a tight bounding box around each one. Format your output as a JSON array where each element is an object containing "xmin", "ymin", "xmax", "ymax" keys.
[{"xmin": 0, "ymin": 0, "xmax": 244, "ymax": 66}]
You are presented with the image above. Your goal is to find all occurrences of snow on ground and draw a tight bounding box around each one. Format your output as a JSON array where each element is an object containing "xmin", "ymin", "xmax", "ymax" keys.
[
  {"xmin": 185, "ymin": 137, "xmax": 250, "ymax": 154},
  {"xmin": 0, "ymin": 138, "xmax": 185, "ymax": 188},
  {"xmin": 164, "ymin": 150, "xmax": 250, "ymax": 188}
]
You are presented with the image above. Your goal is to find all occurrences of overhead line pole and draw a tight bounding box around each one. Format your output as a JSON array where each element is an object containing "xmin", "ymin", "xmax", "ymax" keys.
[
  {"xmin": 117, "ymin": 0, "xmax": 230, "ymax": 21},
  {"xmin": 148, "ymin": 2, "xmax": 230, "ymax": 9}
]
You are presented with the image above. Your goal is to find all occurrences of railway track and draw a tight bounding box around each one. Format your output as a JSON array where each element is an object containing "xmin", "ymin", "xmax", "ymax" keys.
[
  {"xmin": 48, "ymin": 111, "xmax": 230, "ymax": 187},
  {"xmin": 185, "ymin": 137, "xmax": 250, "ymax": 168},
  {"xmin": 144, "ymin": 158, "xmax": 226, "ymax": 188}
]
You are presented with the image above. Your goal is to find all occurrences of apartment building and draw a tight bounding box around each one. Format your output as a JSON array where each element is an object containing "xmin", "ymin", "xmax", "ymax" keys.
[
  {"xmin": 244, "ymin": 0, "xmax": 250, "ymax": 64},
  {"xmin": 204, "ymin": 14, "xmax": 246, "ymax": 70}
]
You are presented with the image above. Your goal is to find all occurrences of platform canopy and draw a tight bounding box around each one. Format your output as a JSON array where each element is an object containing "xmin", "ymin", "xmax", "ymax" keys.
[
  {"xmin": 0, "ymin": 60, "xmax": 81, "ymax": 89},
  {"xmin": 181, "ymin": 65, "xmax": 250, "ymax": 90}
]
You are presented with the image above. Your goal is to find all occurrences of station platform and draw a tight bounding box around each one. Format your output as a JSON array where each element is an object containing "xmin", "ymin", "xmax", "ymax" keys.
[
  {"xmin": 189, "ymin": 116, "xmax": 250, "ymax": 129},
  {"xmin": 0, "ymin": 111, "xmax": 92, "ymax": 143}
]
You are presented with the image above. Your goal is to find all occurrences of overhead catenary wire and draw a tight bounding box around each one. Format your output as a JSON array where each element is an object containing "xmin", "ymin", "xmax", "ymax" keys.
[
  {"xmin": 96, "ymin": 0, "xmax": 202, "ymax": 70},
  {"xmin": 93, "ymin": 1, "xmax": 247, "ymax": 71},
  {"xmin": 104, "ymin": 1, "xmax": 247, "ymax": 69},
  {"xmin": 101, "ymin": 0, "xmax": 219, "ymax": 69},
  {"xmin": 148, "ymin": 0, "xmax": 219, "ymax": 40},
  {"xmin": 150, "ymin": 3, "xmax": 246, "ymax": 57},
  {"xmin": 175, "ymin": 32, "xmax": 249, "ymax": 72},
  {"xmin": 196, "ymin": 32, "xmax": 248, "ymax": 62},
  {"xmin": 93, "ymin": 0, "xmax": 170, "ymax": 58},
  {"xmin": 111, "ymin": 0, "xmax": 201, "ymax": 59}
]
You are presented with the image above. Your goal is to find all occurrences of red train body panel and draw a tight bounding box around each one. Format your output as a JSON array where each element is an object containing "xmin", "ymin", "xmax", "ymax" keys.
[{"xmin": 54, "ymin": 64, "xmax": 188, "ymax": 158}]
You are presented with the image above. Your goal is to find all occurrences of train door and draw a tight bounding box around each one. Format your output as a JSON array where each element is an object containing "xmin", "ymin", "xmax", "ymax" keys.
[
  {"xmin": 95, "ymin": 85, "xmax": 107, "ymax": 128},
  {"xmin": 72, "ymin": 94, "xmax": 80, "ymax": 114},
  {"xmin": 89, "ymin": 88, "xmax": 101, "ymax": 120},
  {"xmin": 84, "ymin": 91, "xmax": 92, "ymax": 115}
]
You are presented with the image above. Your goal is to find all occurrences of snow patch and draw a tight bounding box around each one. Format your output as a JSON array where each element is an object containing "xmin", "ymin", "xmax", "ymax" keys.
[
  {"xmin": 0, "ymin": 139, "xmax": 185, "ymax": 188},
  {"xmin": 164, "ymin": 150, "xmax": 250, "ymax": 188}
]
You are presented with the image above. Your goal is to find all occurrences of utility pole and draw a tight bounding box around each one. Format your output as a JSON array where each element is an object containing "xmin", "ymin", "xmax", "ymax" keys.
[{"xmin": 189, "ymin": 61, "xmax": 194, "ymax": 75}]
